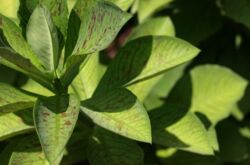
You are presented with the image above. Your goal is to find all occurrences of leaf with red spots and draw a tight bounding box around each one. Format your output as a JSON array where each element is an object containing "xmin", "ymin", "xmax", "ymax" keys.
[
  {"xmin": 33, "ymin": 94, "xmax": 80, "ymax": 164},
  {"xmin": 81, "ymin": 88, "xmax": 151, "ymax": 143},
  {"xmin": 65, "ymin": 0, "xmax": 131, "ymax": 58}
]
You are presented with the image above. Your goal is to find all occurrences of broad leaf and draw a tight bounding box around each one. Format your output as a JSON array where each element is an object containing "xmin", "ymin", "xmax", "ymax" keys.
[
  {"xmin": 221, "ymin": 0, "xmax": 250, "ymax": 29},
  {"xmin": 150, "ymin": 108, "xmax": 213, "ymax": 155},
  {"xmin": 65, "ymin": 0, "xmax": 131, "ymax": 57},
  {"xmin": 0, "ymin": 83, "xmax": 35, "ymax": 115},
  {"xmin": 0, "ymin": 47, "xmax": 54, "ymax": 91},
  {"xmin": 190, "ymin": 65, "xmax": 248, "ymax": 124},
  {"xmin": 138, "ymin": 0, "xmax": 173, "ymax": 22},
  {"xmin": 0, "ymin": 109, "xmax": 34, "ymax": 141},
  {"xmin": 107, "ymin": 0, "xmax": 135, "ymax": 11},
  {"xmin": 96, "ymin": 36, "xmax": 199, "ymax": 94},
  {"xmin": 1, "ymin": 15, "xmax": 44, "ymax": 71},
  {"xmin": 81, "ymin": 88, "xmax": 151, "ymax": 143},
  {"xmin": 88, "ymin": 127, "xmax": 144, "ymax": 165},
  {"xmin": 127, "ymin": 16, "xmax": 175, "ymax": 42},
  {"xmin": 26, "ymin": 4, "xmax": 59, "ymax": 72},
  {"xmin": 34, "ymin": 94, "xmax": 80, "ymax": 164}
]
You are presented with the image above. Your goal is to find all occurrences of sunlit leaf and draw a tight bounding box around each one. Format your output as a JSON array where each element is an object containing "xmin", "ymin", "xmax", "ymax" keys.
[
  {"xmin": 96, "ymin": 36, "xmax": 199, "ymax": 94},
  {"xmin": 0, "ymin": 82, "xmax": 35, "ymax": 115},
  {"xmin": 81, "ymin": 88, "xmax": 151, "ymax": 143}
]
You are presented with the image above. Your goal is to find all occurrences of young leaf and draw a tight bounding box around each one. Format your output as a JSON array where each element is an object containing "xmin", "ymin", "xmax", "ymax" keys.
[
  {"xmin": 33, "ymin": 94, "xmax": 80, "ymax": 164},
  {"xmin": 138, "ymin": 0, "xmax": 173, "ymax": 22},
  {"xmin": 0, "ymin": 82, "xmax": 35, "ymax": 115},
  {"xmin": 26, "ymin": 4, "xmax": 59, "ymax": 72},
  {"xmin": 87, "ymin": 127, "xmax": 144, "ymax": 165},
  {"xmin": 1, "ymin": 15, "xmax": 44, "ymax": 71},
  {"xmin": 96, "ymin": 36, "xmax": 199, "ymax": 94},
  {"xmin": 190, "ymin": 65, "xmax": 248, "ymax": 124},
  {"xmin": 65, "ymin": 0, "xmax": 131, "ymax": 57},
  {"xmin": 81, "ymin": 88, "xmax": 151, "ymax": 143},
  {"xmin": 0, "ymin": 109, "xmax": 34, "ymax": 141}
]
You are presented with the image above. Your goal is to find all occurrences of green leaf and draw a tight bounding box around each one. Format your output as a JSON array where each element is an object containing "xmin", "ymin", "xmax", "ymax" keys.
[
  {"xmin": 81, "ymin": 88, "xmax": 151, "ymax": 143},
  {"xmin": 21, "ymin": 79, "xmax": 54, "ymax": 97},
  {"xmin": 221, "ymin": 0, "xmax": 250, "ymax": 29},
  {"xmin": 0, "ymin": 47, "xmax": 54, "ymax": 91},
  {"xmin": 87, "ymin": 127, "xmax": 144, "ymax": 165},
  {"xmin": 60, "ymin": 54, "xmax": 88, "ymax": 88},
  {"xmin": 190, "ymin": 65, "xmax": 248, "ymax": 124},
  {"xmin": 25, "ymin": 0, "xmax": 69, "ymax": 38},
  {"xmin": 126, "ymin": 17, "xmax": 175, "ymax": 101},
  {"xmin": 26, "ymin": 4, "xmax": 59, "ymax": 72},
  {"xmin": 128, "ymin": 16, "xmax": 175, "ymax": 42},
  {"xmin": 107, "ymin": 0, "xmax": 135, "ymax": 11},
  {"xmin": 71, "ymin": 53, "xmax": 106, "ymax": 100},
  {"xmin": 0, "ymin": 0, "xmax": 19, "ymax": 21},
  {"xmin": 65, "ymin": 0, "xmax": 131, "ymax": 57},
  {"xmin": 1, "ymin": 15, "xmax": 44, "ymax": 71},
  {"xmin": 0, "ymin": 82, "xmax": 35, "ymax": 115},
  {"xmin": 0, "ymin": 109, "xmax": 34, "ymax": 141},
  {"xmin": 34, "ymin": 94, "xmax": 80, "ymax": 164},
  {"xmin": 9, "ymin": 136, "xmax": 50, "ymax": 165},
  {"xmin": 143, "ymin": 64, "xmax": 187, "ymax": 110},
  {"xmin": 138, "ymin": 0, "xmax": 173, "ymax": 22},
  {"xmin": 96, "ymin": 36, "xmax": 199, "ymax": 94},
  {"xmin": 150, "ymin": 109, "xmax": 213, "ymax": 155}
]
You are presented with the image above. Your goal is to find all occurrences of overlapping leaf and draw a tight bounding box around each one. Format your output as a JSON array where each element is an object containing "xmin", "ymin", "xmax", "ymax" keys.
[
  {"xmin": 34, "ymin": 94, "xmax": 80, "ymax": 164},
  {"xmin": 0, "ymin": 83, "xmax": 35, "ymax": 115},
  {"xmin": 0, "ymin": 109, "xmax": 33, "ymax": 141},
  {"xmin": 81, "ymin": 88, "xmax": 151, "ymax": 143},
  {"xmin": 126, "ymin": 17, "xmax": 175, "ymax": 101},
  {"xmin": 65, "ymin": 0, "xmax": 131, "ymax": 57},
  {"xmin": 0, "ymin": 47, "xmax": 54, "ymax": 91},
  {"xmin": 71, "ymin": 53, "xmax": 106, "ymax": 100},
  {"xmin": 87, "ymin": 127, "xmax": 144, "ymax": 165},
  {"xmin": 96, "ymin": 36, "xmax": 199, "ymax": 94},
  {"xmin": 190, "ymin": 65, "xmax": 248, "ymax": 124}
]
